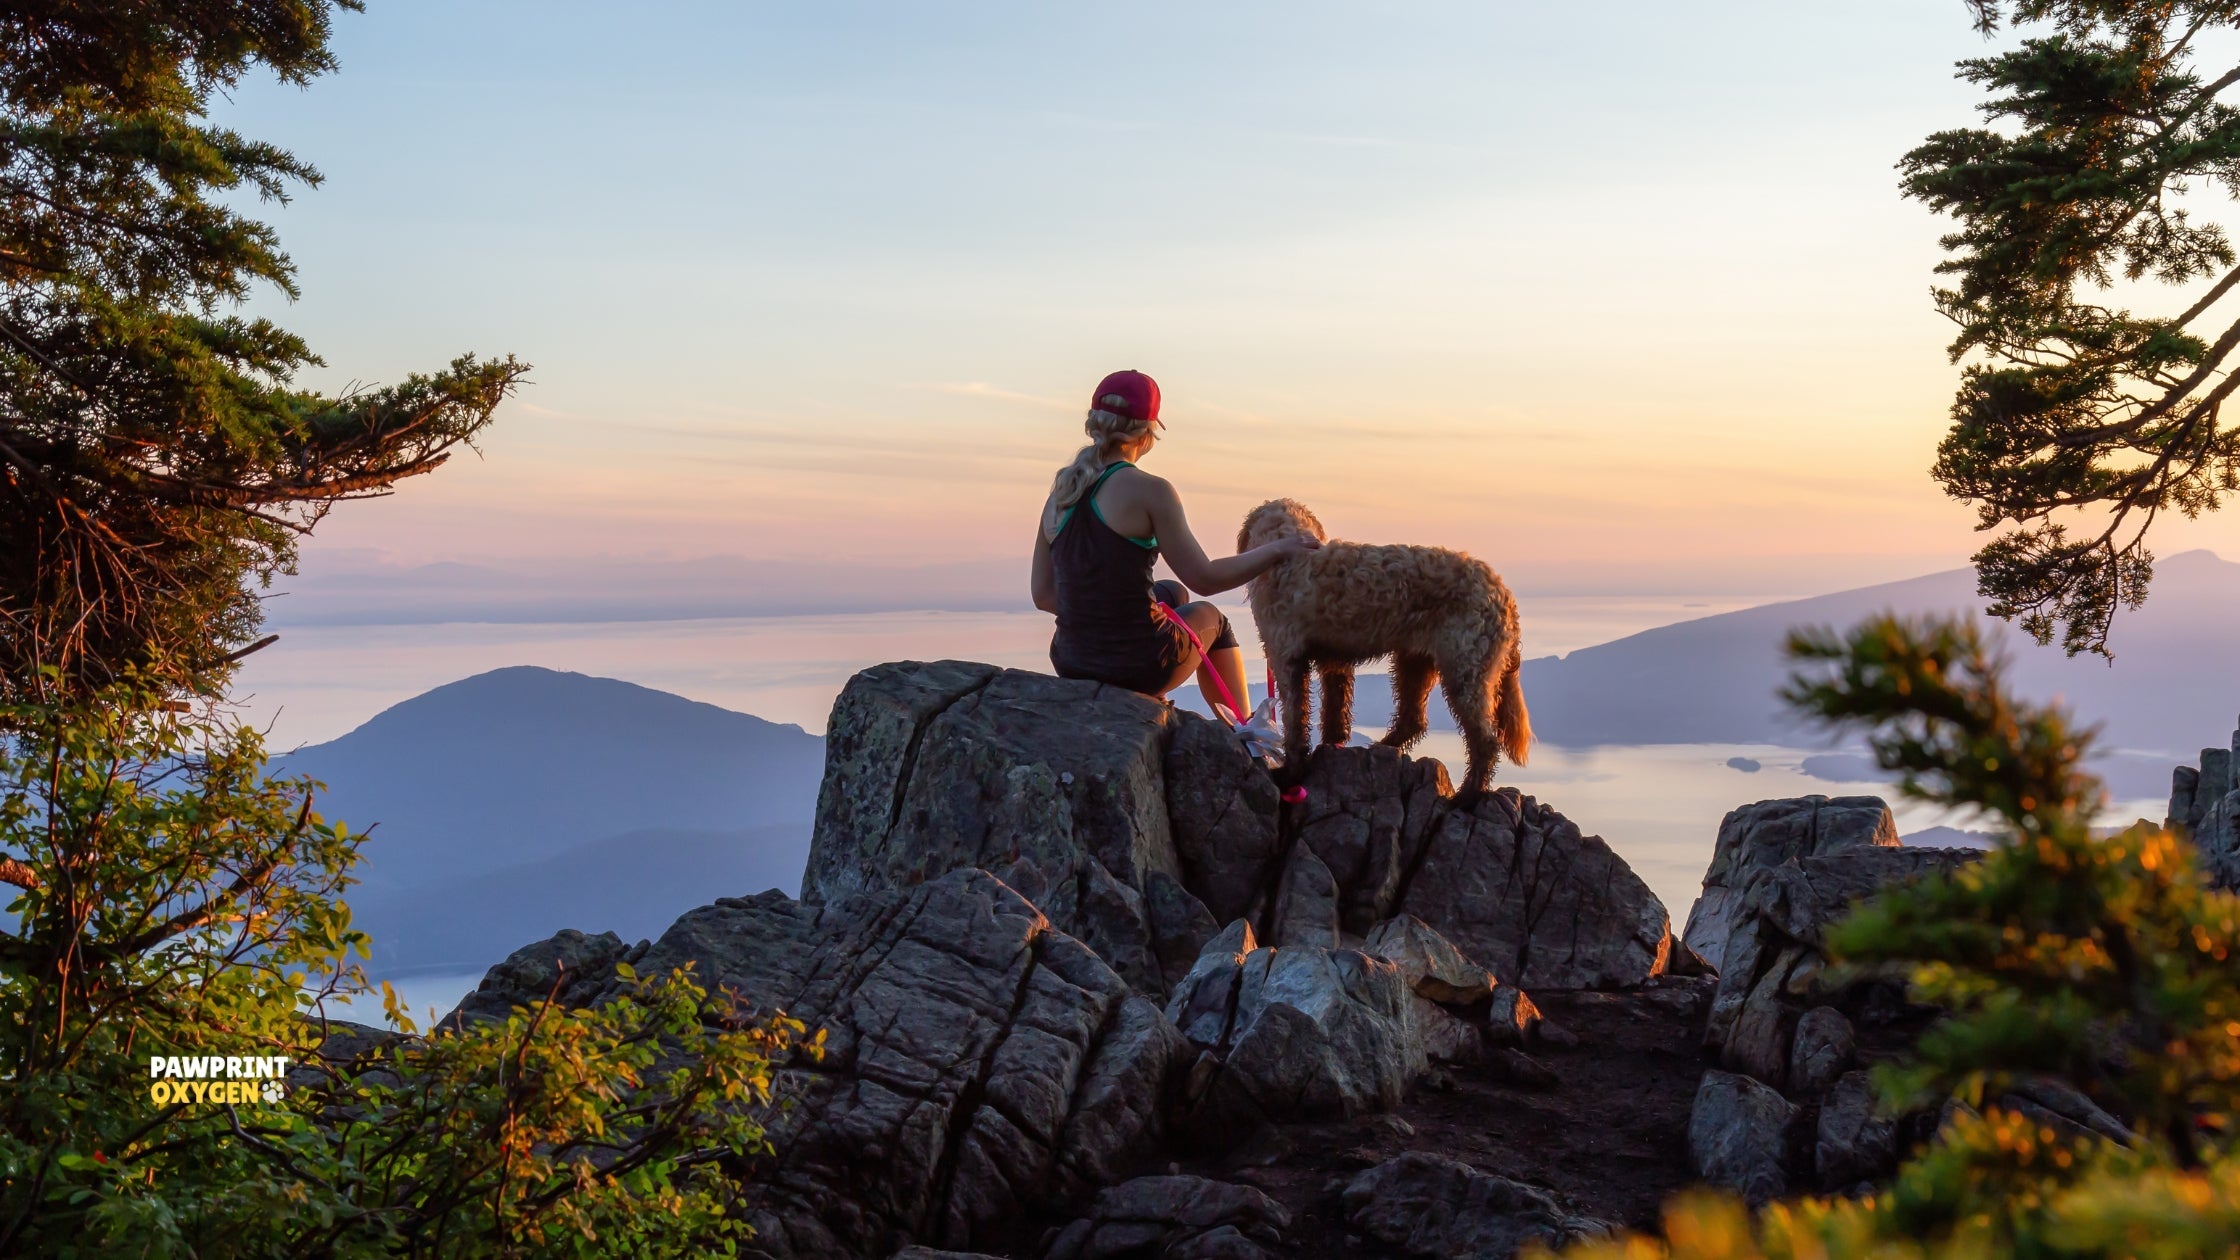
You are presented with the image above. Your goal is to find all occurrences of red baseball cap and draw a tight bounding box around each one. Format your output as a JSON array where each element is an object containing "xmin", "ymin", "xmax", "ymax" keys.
[{"xmin": 1091, "ymin": 369, "xmax": 1162, "ymax": 427}]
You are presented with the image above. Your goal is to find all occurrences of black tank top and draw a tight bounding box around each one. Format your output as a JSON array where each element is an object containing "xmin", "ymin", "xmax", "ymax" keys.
[{"xmin": 1049, "ymin": 462, "xmax": 1188, "ymax": 690}]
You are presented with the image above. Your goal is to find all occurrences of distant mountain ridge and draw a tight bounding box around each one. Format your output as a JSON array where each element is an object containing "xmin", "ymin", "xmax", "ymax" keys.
[{"xmin": 281, "ymin": 666, "xmax": 823, "ymax": 975}]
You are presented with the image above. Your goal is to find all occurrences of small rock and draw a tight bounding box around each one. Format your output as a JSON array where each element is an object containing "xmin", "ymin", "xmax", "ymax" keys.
[
  {"xmin": 1223, "ymin": 1126, "xmax": 1297, "ymax": 1170},
  {"xmin": 1366, "ymin": 915, "xmax": 1497, "ymax": 1004},
  {"xmin": 1537, "ymin": 1020, "xmax": 1581, "ymax": 1049},
  {"xmin": 287, "ymin": 1019, "xmax": 406, "ymax": 1093},
  {"xmin": 1414, "ymin": 996, "xmax": 1485, "ymax": 1065},
  {"xmin": 1374, "ymin": 1114, "xmax": 1418, "ymax": 1140},
  {"xmin": 1689, "ymin": 1069, "xmax": 1798, "ymax": 1204},
  {"xmin": 443, "ymin": 928, "xmax": 633, "ymax": 1026},
  {"xmin": 1815, "ymin": 1070, "xmax": 1897, "ymax": 1189},
  {"xmin": 1665, "ymin": 939, "xmax": 1716, "ymax": 977},
  {"xmin": 1046, "ymin": 1175, "xmax": 1290, "ymax": 1260},
  {"xmin": 1229, "ymin": 1167, "xmax": 1282, "ymax": 1191},
  {"xmin": 1165, "ymin": 1224, "xmax": 1277, "ymax": 1259},
  {"xmin": 1787, "ymin": 1006, "xmax": 1855, "ymax": 1098},
  {"xmin": 1183, "ymin": 946, "xmax": 1427, "ymax": 1142},
  {"xmin": 1485, "ymin": 1047, "xmax": 1561, "ymax": 1092},
  {"xmin": 1484, "ymin": 985, "xmax": 1543, "ymax": 1048},
  {"xmin": 1166, "ymin": 920, "xmax": 1258, "ymax": 1046},
  {"xmin": 1270, "ymin": 845, "xmax": 1342, "ymax": 949},
  {"xmin": 1722, "ymin": 945, "xmax": 1805, "ymax": 1086},
  {"xmin": 1343, "ymin": 1152, "xmax": 1604, "ymax": 1259},
  {"xmin": 1631, "ymin": 978, "xmax": 1713, "ymax": 1020},
  {"xmin": 2004, "ymin": 1077, "xmax": 2135, "ymax": 1145},
  {"xmin": 1937, "ymin": 1096, "xmax": 1980, "ymax": 1139}
]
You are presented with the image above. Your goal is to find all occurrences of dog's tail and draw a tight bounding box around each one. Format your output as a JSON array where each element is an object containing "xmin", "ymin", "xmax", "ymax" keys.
[{"xmin": 1496, "ymin": 655, "xmax": 1533, "ymax": 767}]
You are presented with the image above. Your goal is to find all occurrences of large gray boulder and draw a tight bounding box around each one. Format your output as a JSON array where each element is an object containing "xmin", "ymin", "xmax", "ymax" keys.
[
  {"xmin": 1166, "ymin": 713, "xmax": 1287, "ymax": 925},
  {"xmin": 2188, "ymin": 788, "xmax": 2240, "ymax": 890},
  {"xmin": 804, "ymin": 663, "xmax": 1266, "ymax": 995},
  {"xmin": 1787, "ymin": 1006, "xmax": 1856, "ymax": 1098},
  {"xmin": 1283, "ymin": 749, "xmax": 1671, "ymax": 989},
  {"xmin": 1289, "ymin": 746, "xmax": 1452, "ymax": 935},
  {"xmin": 1705, "ymin": 846, "xmax": 1977, "ymax": 1092},
  {"xmin": 466, "ymin": 870, "xmax": 1187, "ymax": 1259},
  {"xmin": 1266, "ymin": 845, "xmax": 1340, "ymax": 949},
  {"xmin": 1342, "ymin": 1152, "xmax": 1610, "ymax": 1259},
  {"xmin": 1688, "ymin": 1070, "xmax": 1798, "ymax": 1204},
  {"xmin": 443, "ymin": 927, "xmax": 645, "ymax": 1026},
  {"xmin": 1044, "ymin": 1175, "xmax": 1290, "ymax": 1260},
  {"xmin": 1365, "ymin": 915, "xmax": 1496, "ymax": 1006},
  {"xmin": 806, "ymin": 664, "xmax": 1674, "ymax": 1000},
  {"xmin": 1682, "ymin": 796, "xmax": 1898, "ymax": 972},
  {"xmin": 1163, "ymin": 931, "xmax": 1425, "ymax": 1140},
  {"xmin": 2166, "ymin": 727, "xmax": 2240, "ymax": 888},
  {"xmin": 1392, "ymin": 789, "xmax": 1672, "ymax": 989},
  {"xmin": 747, "ymin": 871, "xmax": 1189, "ymax": 1257},
  {"xmin": 1815, "ymin": 1070, "xmax": 1898, "ymax": 1189}
]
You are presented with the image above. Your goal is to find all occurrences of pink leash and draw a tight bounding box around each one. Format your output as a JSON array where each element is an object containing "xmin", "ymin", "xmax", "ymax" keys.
[
  {"xmin": 1156, "ymin": 602, "xmax": 1243, "ymax": 717},
  {"xmin": 1158, "ymin": 603, "xmax": 1308, "ymax": 803}
]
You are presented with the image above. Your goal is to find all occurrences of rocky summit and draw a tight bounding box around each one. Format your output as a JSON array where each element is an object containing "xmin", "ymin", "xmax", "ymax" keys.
[{"xmin": 429, "ymin": 662, "xmax": 1996, "ymax": 1259}]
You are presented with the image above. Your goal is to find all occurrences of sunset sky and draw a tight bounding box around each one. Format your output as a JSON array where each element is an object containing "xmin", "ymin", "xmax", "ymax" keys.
[{"xmin": 219, "ymin": 1, "xmax": 2240, "ymax": 611}]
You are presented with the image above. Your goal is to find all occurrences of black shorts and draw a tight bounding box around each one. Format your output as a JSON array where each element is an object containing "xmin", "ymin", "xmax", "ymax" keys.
[{"xmin": 1052, "ymin": 583, "xmax": 1236, "ymax": 696}]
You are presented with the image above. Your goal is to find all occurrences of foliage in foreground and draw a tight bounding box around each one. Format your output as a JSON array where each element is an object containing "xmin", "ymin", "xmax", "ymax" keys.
[
  {"xmin": 1906, "ymin": 0, "xmax": 2240, "ymax": 656},
  {"xmin": 0, "ymin": 684, "xmax": 813, "ymax": 1257},
  {"xmin": 1546, "ymin": 613, "xmax": 2240, "ymax": 1259}
]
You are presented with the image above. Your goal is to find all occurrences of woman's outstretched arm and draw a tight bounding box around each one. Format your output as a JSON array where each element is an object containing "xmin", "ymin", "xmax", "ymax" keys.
[{"xmin": 1144, "ymin": 477, "xmax": 1317, "ymax": 595}]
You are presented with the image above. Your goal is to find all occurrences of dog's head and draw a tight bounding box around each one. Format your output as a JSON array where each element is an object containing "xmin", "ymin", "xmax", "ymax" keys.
[{"xmin": 1239, "ymin": 498, "xmax": 1326, "ymax": 552}]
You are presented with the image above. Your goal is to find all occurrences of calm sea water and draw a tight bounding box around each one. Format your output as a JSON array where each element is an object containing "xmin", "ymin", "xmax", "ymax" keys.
[
  {"xmin": 234, "ymin": 595, "xmax": 1784, "ymax": 748},
  {"xmin": 245, "ymin": 600, "xmax": 2163, "ymax": 1027}
]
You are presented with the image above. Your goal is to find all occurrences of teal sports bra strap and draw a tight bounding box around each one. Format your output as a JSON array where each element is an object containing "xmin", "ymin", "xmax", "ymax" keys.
[
  {"xmin": 1086, "ymin": 461, "xmax": 1156, "ymax": 548},
  {"xmin": 1087, "ymin": 460, "xmax": 1131, "ymax": 495},
  {"xmin": 1059, "ymin": 460, "xmax": 1139, "ymax": 535}
]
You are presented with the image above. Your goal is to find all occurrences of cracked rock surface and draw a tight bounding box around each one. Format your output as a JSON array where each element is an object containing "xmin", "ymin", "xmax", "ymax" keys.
[
  {"xmin": 1391, "ymin": 790, "xmax": 1672, "ymax": 990},
  {"xmin": 1342, "ymin": 1152, "xmax": 1612, "ymax": 1259},
  {"xmin": 1165, "ymin": 929, "xmax": 1426, "ymax": 1142},
  {"xmin": 459, "ymin": 869, "xmax": 1186, "ymax": 1259},
  {"xmin": 745, "ymin": 869, "xmax": 1189, "ymax": 1257},
  {"xmin": 1045, "ymin": 1174, "xmax": 1290, "ymax": 1260},
  {"xmin": 1687, "ymin": 1070, "xmax": 1796, "ymax": 1204},
  {"xmin": 453, "ymin": 663, "xmax": 1892, "ymax": 1259},
  {"xmin": 1681, "ymin": 796, "xmax": 1899, "ymax": 971},
  {"xmin": 804, "ymin": 664, "xmax": 1254, "ymax": 996}
]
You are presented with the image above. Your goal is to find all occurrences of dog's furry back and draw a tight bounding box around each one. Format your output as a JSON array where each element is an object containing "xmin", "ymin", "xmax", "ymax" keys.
[{"xmin": 1240, "ymin": 499, "xmax": 1531, "ymax": 780}]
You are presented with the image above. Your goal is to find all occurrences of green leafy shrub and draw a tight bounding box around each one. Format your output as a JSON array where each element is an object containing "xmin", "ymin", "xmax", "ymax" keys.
[
  {"xmin": 1547, "ymin": 613, "xmax": 2240, "ymax": 1260},
  {"xmin": 0, "ymin": 682, "xmax": 815, "ymax": 1257}
]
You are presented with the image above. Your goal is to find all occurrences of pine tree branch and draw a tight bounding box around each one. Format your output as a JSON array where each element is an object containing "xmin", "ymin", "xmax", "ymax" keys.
[{"xmin": 0, "ymin": 857, "xmax": 35, "ymax": 890}]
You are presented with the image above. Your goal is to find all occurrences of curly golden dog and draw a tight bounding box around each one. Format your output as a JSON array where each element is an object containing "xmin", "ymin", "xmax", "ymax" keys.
[{"xmin": 1238, "ymin": 499, "xmax": 1532, "ymax": 799}]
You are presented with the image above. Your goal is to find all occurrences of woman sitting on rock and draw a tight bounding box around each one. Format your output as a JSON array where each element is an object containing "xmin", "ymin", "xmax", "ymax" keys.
[{"xmin": 1030, "ymin": 369, "xmax": 1318, "ymax": 714}]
